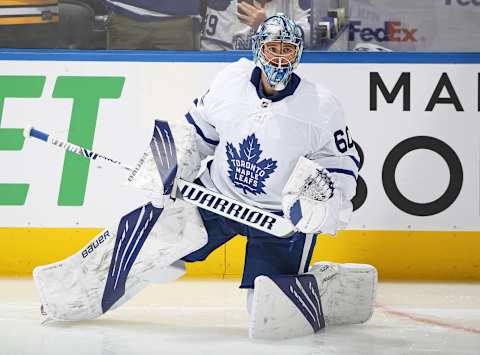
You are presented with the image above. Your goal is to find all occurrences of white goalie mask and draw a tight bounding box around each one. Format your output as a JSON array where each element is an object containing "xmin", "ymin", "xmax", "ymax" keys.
[{"xmin": 252, "ymin": 14, "xmax": 304, "ymax": 91}]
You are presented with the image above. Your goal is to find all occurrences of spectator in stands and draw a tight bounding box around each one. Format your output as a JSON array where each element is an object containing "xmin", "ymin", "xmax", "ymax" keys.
[
  {"xmin": 201, "ymin": 0, "xmax": 310, "ymax": 50},
  {"xmin": 56, "ymin": 0, "xmax": 108, "ymax": 50},
  {"xmin": 103, "ymin": 0, "xmax": 206, "ymax": 50},
  {"xmin": 0, "ymin": 0, "xmax": 59, "ymax": 48}
]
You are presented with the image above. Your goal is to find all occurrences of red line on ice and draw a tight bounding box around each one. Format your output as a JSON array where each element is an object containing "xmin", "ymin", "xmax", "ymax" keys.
[{"xmin": 377, "ymin": 304, "xmax": 480, "ymax": 335}]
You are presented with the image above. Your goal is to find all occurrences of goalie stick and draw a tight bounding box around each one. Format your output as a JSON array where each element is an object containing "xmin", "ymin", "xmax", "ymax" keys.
[{"xmin": 24, "ymin": 122, "xmax": 295, "ymax": 238}]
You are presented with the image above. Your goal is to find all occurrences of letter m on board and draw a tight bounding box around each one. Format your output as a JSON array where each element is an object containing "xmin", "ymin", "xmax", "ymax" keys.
[{"xmin": 370, "ymin": 72, "xmax": 411, "ymax": 111}]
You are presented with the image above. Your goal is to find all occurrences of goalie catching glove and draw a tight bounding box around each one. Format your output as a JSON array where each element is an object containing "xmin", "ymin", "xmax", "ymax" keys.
[{"xmin": 282, "ymin": 157, "xmax": 341, "ymax": 235}]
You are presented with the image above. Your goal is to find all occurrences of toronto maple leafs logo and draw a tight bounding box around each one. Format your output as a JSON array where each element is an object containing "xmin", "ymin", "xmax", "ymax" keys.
[{"xmin": 226, "ymin": 134, "xmax": 278, "ymax": 195}]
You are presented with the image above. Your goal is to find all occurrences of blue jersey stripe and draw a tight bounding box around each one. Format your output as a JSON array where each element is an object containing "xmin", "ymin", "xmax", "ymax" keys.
[
  {"xmin": 327, "ymin": 168, "xmax": 357, "ymax": 179},
  {"xmin": 185, "ymin": 113, "xmax": 219, "ymax": 146},
  {"xmin": 348, "ymin": 155, "xmax": 361, "ymax": 169}
]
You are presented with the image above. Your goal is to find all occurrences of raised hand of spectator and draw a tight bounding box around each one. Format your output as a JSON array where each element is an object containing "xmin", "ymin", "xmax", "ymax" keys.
[{"xmin": 236, "ymin": 1, "xmax": 267, "ymax": 31}]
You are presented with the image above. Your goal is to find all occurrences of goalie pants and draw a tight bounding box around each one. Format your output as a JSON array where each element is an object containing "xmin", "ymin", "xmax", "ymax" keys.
[{"xmin": 182, "ymin": 207, "xmax": 317, "ymax": 288}]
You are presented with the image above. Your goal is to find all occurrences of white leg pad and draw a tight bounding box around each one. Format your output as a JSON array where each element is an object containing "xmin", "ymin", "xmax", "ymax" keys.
[
  {"xmin": 249, "ymin": 274, "xmax": 324, "ymax": 340},
  {"xmin": 33, "ymin": 200, "xmax": 205, "ymax": 321},
  {"xmin": 248, "ymin": 262, "xmax": 377, "ymax": 339},
  {"xmin": 143, "ymin": 260, "xmax": 186, "ymax": 283},
  {"xmin": 308, "ymin": 262, "xmax": 377, "ymax": 325}
]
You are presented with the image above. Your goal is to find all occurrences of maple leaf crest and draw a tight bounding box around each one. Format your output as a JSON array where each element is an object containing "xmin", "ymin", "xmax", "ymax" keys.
[{"xmin": 225, "ymin": 134, "xmax": 278, "ymax": 195}]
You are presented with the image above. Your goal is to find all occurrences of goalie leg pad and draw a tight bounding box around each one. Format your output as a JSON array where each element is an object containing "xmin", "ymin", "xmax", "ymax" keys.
[
  {"xmin": 248, "ymin": 262, "xmax": 377, "ymax": 339},
  {"xmin": 308, "ymin": 262, "xmax": 377, "ymax": 325},
  {"xmin": 249, "ymin": 274, "xmax": 325, "ymax": 340},
  {"xmin": 143, "ymin": 259, "xmax": 186, "ymax": 283},
  {"xmin": 34, "ymin": 199, "xmax": 207, "ymax": 321}
]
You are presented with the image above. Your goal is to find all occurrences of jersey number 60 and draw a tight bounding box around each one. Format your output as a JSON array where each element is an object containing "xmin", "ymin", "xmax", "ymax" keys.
[{"xmin": 334, "ymin": 127, "xmax": 354, "ymax": 153}]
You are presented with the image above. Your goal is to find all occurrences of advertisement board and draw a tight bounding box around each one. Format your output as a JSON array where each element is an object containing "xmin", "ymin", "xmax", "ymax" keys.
[
  {"xmin": 0, "ymin": 50, "xmax": 479, "ymax": 278},
  {"xmin": 1, "ymin": 51, "xmax": 478, "ymax": 230}
]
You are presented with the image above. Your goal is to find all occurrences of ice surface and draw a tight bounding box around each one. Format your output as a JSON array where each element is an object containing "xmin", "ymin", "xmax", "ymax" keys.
[{"xmin": 0, "ymin": 279, "xmax": 479, "ymax": 355}]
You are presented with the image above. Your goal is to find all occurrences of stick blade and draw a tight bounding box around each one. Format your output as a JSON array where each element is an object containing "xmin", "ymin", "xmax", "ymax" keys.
[{"xmin": 150, "ymin": 120, "xmax": 178, "ymax": 195}]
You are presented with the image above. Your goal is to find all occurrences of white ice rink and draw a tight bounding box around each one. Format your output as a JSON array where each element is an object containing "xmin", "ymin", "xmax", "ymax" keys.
[{"xmin": 1, "ymin": 278, "xmax": 479, "ymax": 355}]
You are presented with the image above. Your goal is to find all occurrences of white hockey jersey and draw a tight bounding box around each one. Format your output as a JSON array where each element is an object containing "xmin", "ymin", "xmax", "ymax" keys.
[{"xmin": 185, "ymin": 58, "xmax": 360, "ymax": 217}]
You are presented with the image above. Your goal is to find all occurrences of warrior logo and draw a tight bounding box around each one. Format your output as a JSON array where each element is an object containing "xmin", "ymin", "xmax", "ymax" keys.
[{"xmin": 226, "ymin": 134, "xmax": 277, "ymax": 195}]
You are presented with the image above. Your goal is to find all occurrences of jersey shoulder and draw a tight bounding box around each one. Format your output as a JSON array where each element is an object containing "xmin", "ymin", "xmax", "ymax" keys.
[
  {"xmin": 288, "ymin": 77, "xmax": 345, "ymax": 129},
  {"xmin": 209, "ymin": 58, "xmax": 255, "ymax": 95}
]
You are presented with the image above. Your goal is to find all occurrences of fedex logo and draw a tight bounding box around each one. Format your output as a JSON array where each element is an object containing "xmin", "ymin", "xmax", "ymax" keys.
[{"xmin": 349, "ymin": 21, "xmax": 418, "ymax": 42}]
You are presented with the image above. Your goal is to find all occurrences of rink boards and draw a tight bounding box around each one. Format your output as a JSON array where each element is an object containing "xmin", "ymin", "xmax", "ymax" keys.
[{"xmin": 0, "ymin": 50, "xmax": 479, "ymax": 279}]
